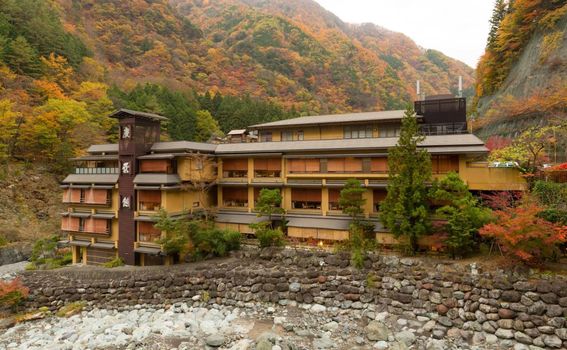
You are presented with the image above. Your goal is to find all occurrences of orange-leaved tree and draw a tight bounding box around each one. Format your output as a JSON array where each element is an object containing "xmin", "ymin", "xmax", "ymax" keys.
[
  {"xmin": 0, "ymin": 278, "xmax": 30, "ymax": 312},
  {"xmin": 479, "ymin": 200, "xmax": 567, "ymax": 265}
]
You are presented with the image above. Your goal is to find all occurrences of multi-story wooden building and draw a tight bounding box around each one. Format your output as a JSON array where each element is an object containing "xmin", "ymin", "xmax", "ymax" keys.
[{"xmin": 61, "ymin": 98, "xmax": 527, "ymax": 265}]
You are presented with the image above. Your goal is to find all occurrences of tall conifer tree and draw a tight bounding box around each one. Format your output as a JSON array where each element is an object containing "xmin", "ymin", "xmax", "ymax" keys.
[{"xmin": 380, "ymin": 105, "xmax": 431, "ymax": 253}]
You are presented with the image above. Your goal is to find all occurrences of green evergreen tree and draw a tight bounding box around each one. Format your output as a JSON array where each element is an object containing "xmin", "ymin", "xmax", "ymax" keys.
[
  {"xmin": 4, "ymin": 36, "xmax": 40, "ymax": 76},
  {"xmin": 255, "ymin": 188, "xmax": 284, "ymax": 226},
  {"xmin": 380, "ymin": 105, "xmax": 431, "ymax": 254},
  {"xmin": 339, "ymin": 178, "xmax": 366, "ymax": 223},
  {"xmin": 487, "ymin": 0, "xmax": 508, "ymax": 49},
  {"xmin": 195, "ymin": 109, "xmax": 222, "ymax": 142},
  {"xmin": 429, "ymin": 172, "xmax": 492, "ymax": 258}
]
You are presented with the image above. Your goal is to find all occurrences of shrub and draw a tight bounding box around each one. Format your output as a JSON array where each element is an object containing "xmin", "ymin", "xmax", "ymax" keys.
[
  {"xmin": 336, "ymin": 223, "xmax": 376, "ymax": 269},
  {"xmin": 56, "ymin": 301, "xmax": 85, "ymax": 317},
  {"xmin": 479, "ymin": 202, "xmax": 567, "ymax": 265},
  {"xmin": 222, "ymin": 230, "xmax": 242, "ymax": 251},
  {"xmin": 29, "ymin": 234, "xmax": 72, "ymax": 270},
  {"xmin": 0, "ymin": 278, "xmax": 29, "ymax": 311},
  {"xmin": 532, "ymin": 180, "xmax": 567, "ymax": 210},
  {"xmin": 256, "ymin": 227, "xmax": 285, "ymax": 248},
  {"xmin": 103, "ymin": 257, "xmax": 124, "ymax": 268},
  {"xmin": 538, "ymin": 208, "xmax": 567, "ymax": 225}
]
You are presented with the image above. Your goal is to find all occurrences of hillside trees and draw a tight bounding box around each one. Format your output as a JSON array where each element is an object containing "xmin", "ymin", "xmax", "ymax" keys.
[{"xmin": 476, "ymin": 0, "xmax": 566, "ymax": 99}]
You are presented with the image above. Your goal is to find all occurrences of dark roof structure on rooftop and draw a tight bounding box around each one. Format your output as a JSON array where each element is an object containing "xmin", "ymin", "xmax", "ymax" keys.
[{"xmin": 109, "ymin": 108, "xmax": 168, "ymax": 121}]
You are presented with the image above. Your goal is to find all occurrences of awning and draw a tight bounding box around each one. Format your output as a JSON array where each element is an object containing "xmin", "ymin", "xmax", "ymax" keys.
[
  {"xmin": 250, "ymin": 182, "xmax": 283, "ymax": 187},
  {"xmin": 215, "ymin": 213, "xmax": 268, "ymax": 225},
  {"xmin": 93, "ymin": 185, "xmax": 114, "ymax": 189},
  {"xmin": 61, "ymin": 174, "xmax": 119, "ymax": 184},
  {"xmin": 91, "ymin": 242, "xmax": 115, "ymax": 250},
  {"xmin": 70, "ymin": 240, "xmax": 91, "ymax": 247},
  {"xmin": 286, "ymin": 180, "xmax": 323, "ymax": 187},
  {"xmin": 69, "ymin": 185, "xmax": 91, "ymax": 189},
  {"xmin": 134, "ymin": 185, "xmax": 161, "ymax": 190},
  {"xmin": 286, "ymin": 216, "xmax": 384, "ymax": 231},
  {"xmin": 92, "ymin": 213, "xmax": 115, "ymax": 219},
  {"xmin": 69, "ymin": 212, "xmax": 91, "ymax": 218},
  {"xmin": 134, "ymin": 216, "xmax": 158, "ymax": 222},
  {"xmin": 135, "ymin": 246, "xmax": 162, "ymax": 255},
  {"xmin": 137, "ymin": 153, "xmax": 177, "ymax": 160},
  {"xmin": 70, "ymin": 155, "xmax": 118, "ymax": 161},
  {"xmin": 133, "ymin": 174, "xmax": 181, "ymax": 185}
]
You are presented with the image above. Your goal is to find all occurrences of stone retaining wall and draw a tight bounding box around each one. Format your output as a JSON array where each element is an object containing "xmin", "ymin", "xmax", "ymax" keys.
[{"xmin": 21, "ymin": 248, "xmax": 567, "ymax": 348}]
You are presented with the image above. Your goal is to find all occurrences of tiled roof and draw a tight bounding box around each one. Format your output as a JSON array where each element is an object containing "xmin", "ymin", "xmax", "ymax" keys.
[
  {"xmin": 61, "ymin": 174, "xmax": 119, "ymax": 184},
  {"xmin": 151, "ymin": 141, "xmax": 217, "ymax": 153},
  {"xmin": 109, "ymin": 108, "xmax": 168, "ymax": 121},
  {"xmin": 133, "ymin": 174, "xmax": 181, "ymax": 185},
  {"xmin": 215, "ymin": 134, "xmax": 487, "ymax": 154},
  {"xmin": 87, "ymin": 144, "xmax": 118, "ymax": 154},
  {"xmin": 250, "ymin": 110, "xmax": 407, "ymax": 128}
]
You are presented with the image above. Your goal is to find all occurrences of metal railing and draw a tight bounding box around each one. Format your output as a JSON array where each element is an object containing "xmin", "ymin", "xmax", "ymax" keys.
[
  {"xmin": 74, "ymin": 167, "xmax": 119, "ymax": 174},
  {"xmin": 419, "ymin": 122, "xmax": 468, "ymax": 136}
]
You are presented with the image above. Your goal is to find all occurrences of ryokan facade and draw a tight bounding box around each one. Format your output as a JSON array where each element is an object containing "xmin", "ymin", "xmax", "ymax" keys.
[{"xmin": 60, "ymin": 97, "xmax": 527, "ymax": 265}]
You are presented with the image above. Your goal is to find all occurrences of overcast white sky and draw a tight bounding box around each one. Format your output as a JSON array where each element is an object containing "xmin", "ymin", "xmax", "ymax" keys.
[{"xmin": 313, "ymin": 0, "xmax": 494, "ymax": 68}]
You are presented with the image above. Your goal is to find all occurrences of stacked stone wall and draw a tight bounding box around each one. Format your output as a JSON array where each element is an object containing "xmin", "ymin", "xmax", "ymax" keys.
[{"xmin": 21, "ymin": 248, "xmax": 567, "ymax": 348}]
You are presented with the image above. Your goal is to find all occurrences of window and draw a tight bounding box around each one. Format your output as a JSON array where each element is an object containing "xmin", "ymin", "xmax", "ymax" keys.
[
  {"xmin": 373, "ymin": 190, "xmax": 387, "ymax": 212},
  {"xmin": 260, "ymin": 131, "xmax": 272, "ymax": 142},
  {"xmin": 222, "ymin": 158, "xmax": 248, "ymax": 178},
  {"xmin": 193, "ymin": 201, "xmax": 200, "ymax": 208},
  {"xmin": 291, "ymin": 188, "xmax": 321, "ymax": 210},
  {"xmin": 138, "ymin": 190, "xmax": 161, "ymax": 211},
  {"xmin": 282, "ymin": 130, "xmax": 293, "ymax": 141},
  {"xmin": 344, "ymin": 125, "xmax": 373, "ymax": 139},
  {"xmin": 140, "ymin": 160, "xmax": 173, "ymax": 173},
  {"xmin": 432, "ymin": 155, "xmax": 459, "ymax": 174},
  {"xmin": 370, "ymin": 158, "xmax": 388, "ymax": 173},
  {"xmin": 138, "ymin": 222, "xmax": 161, "ymax": 243},
  {"xmin": 328, "ymin": 189, "xmax": 341, "ymax": 210},
  {"xmin": 79, "ymin": 189, "xmax": 86, "ymax": 203},
  {"xmin": 297, "ymin": 130, "xmax": 304, "ymax": 140},
  {"xmin": 326, "ymin": 158, "xmax": 363, "ymax": 173},
  {"xmin": 379, "ymin": 124, "xmax": 401, "ymax": 138},
  {"xmin": 254, "ymin": 158, "xmax": 281, "ymax": 177},
  {"xmin": 288, "ymin": 159, "xmax": 321, "ymax": 173},
  {"xmin": 78, "ymin": 218, "xmax": 85, "ymax": 232},
  {"xmin": 223, "ymin": 187, "xmax": 248, "ymax": 207}
]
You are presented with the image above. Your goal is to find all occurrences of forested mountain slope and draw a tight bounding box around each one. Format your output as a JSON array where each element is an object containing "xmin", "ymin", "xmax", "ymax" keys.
[
  {"xmin": 170, "ymin": 0, "xmax": 474, "ymax": 112},
  {"xmin": 474, "ymin": 0, "xmax": 567, "ymax": 138}
]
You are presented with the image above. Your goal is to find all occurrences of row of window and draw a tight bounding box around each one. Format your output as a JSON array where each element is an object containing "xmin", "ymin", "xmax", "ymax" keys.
[
  {"xmin": 222, "ymin": 187, "xmax": 387, "ymax": 212},
  {"xmin": 222, "ymin": 155, "xmax": 458, "ymax": 177},
  {"xmin": 257, "ymin": 124, "xmax": 402, "ymax": 142}
]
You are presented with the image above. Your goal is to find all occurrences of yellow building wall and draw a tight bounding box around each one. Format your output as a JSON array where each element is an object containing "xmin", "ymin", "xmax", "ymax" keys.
[
  {"xmin": 458, "ymin": 159, "xmax": 527, "ymax": 191},
  {"xmin": 287, "ymin": 227, "xmax": 350, "ymax": 241},
  {"xmin": 321, "ymin": 125, "xmax": 343, "ymax": 139},
  {"xmin": 177, "ymin": 157, "xmax": 216, "ymax": 182}
]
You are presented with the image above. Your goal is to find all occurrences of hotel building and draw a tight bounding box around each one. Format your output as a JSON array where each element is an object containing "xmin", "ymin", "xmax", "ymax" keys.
[{"xmin": 61, "ymin": 97, "xmax": 526, "ymax": 265}]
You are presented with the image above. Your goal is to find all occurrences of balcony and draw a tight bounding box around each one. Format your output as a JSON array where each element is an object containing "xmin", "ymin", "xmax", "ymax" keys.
[
  {"xmin": 61, "ymin": 218, "xmax": 111, "ymax": 235},
  {"xmin": 62, "ymin": 189, "xmax": 112, "ymax": 206},
  {"xmin": 74, "ymin": 167, "xmax": 119, "ymax": 174},
  {"xmin": 419, "ymin": 122, "xmax": 468, "ymax": 136}
]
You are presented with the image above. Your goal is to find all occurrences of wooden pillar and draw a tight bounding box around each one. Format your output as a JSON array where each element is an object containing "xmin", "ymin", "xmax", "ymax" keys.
[
  {"xmin": 247, "ymin": 186, "xmax": 254, "ymax": 213},
  {"xmin": 321, "ymin": 187, "xmax": 329, "ymax": 216}
]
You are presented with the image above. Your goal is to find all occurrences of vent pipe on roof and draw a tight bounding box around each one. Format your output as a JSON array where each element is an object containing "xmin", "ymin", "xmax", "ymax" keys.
[
  {"xmin": 416, "ymin": 80, "xmax": 420, "ymax": 97},
  {"xmin": 458, "ymin": 76, "xmax": 463, "ymax": 98}
]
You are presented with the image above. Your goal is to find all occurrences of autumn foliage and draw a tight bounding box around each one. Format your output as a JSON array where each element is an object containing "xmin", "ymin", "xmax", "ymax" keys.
[
  {"xmin": 0, "ymin": 278, "xmax": 30, "ymax": 311},
  {"xmin": 479, "ymin": 201, "xmax": 567, "ymax": 265}
]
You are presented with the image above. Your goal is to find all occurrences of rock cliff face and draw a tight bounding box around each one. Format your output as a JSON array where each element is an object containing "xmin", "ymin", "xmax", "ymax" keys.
[{"xmin": 475, "ymin": 10, "xmax": 567, "ymax": 139}]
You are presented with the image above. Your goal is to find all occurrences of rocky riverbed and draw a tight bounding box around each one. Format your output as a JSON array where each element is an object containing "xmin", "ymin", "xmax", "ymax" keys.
[{"xmin": 0, "ymin": 300, "xmax": 549, "ymax": 350}]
